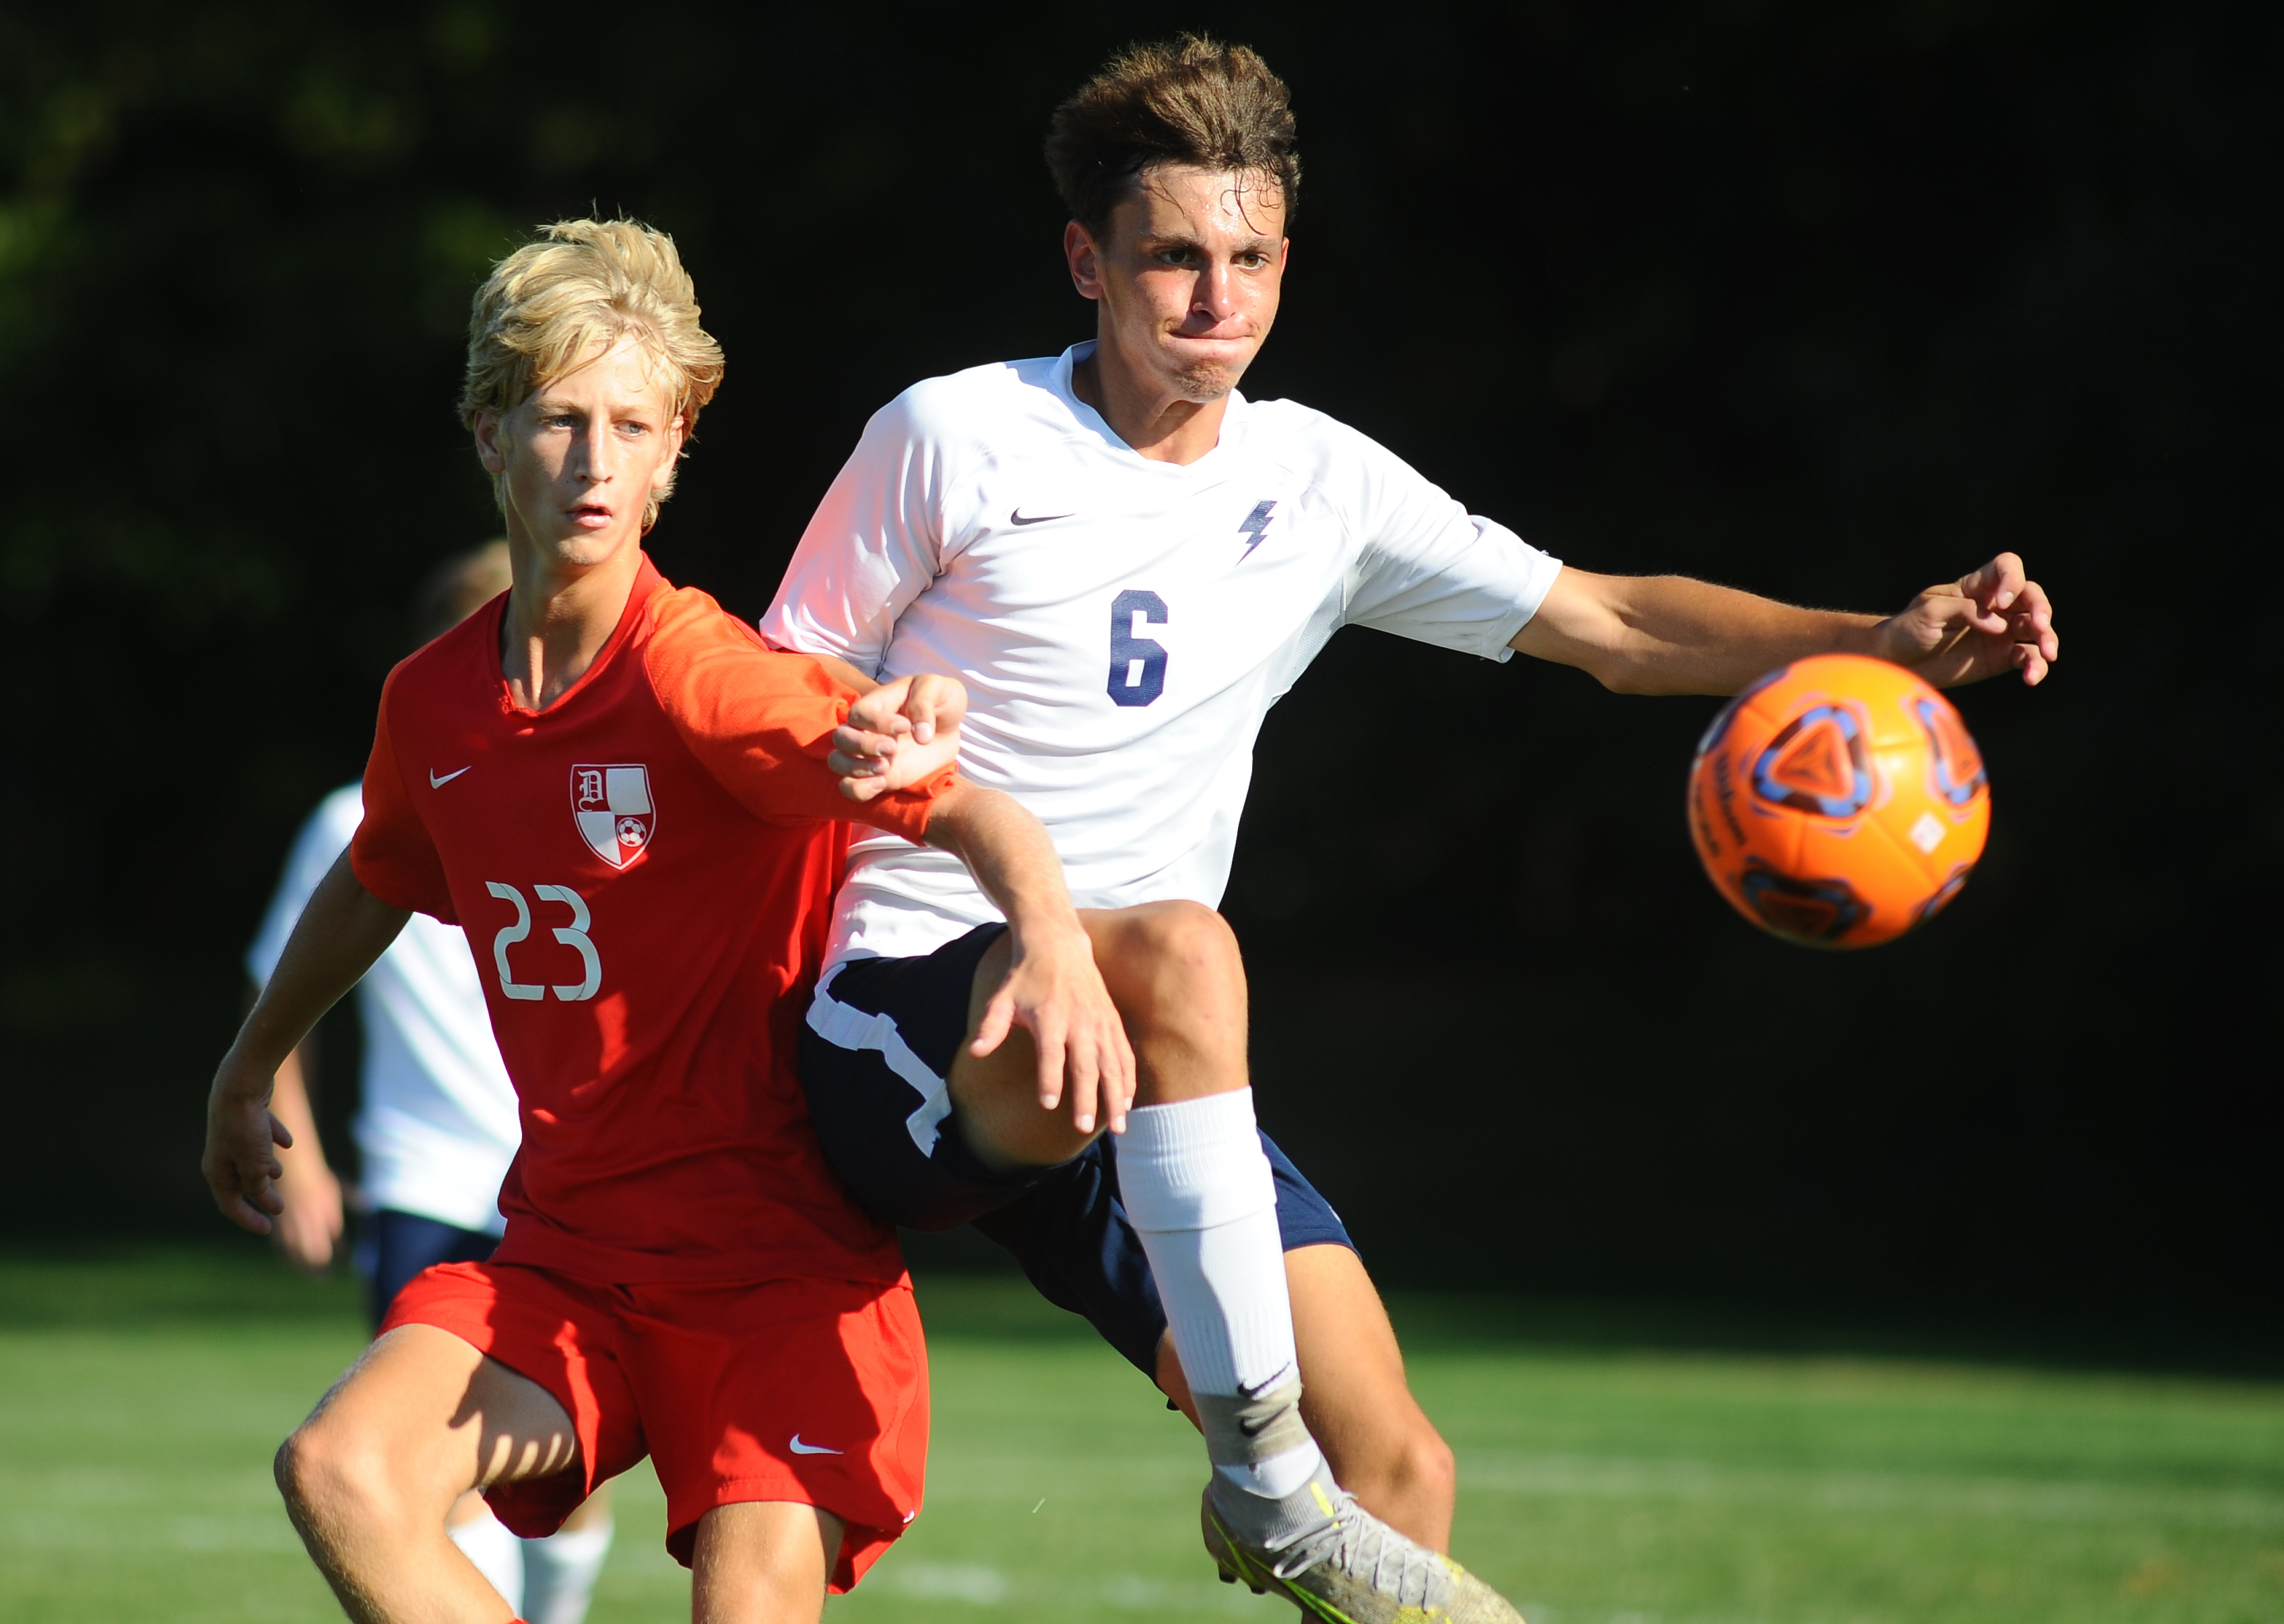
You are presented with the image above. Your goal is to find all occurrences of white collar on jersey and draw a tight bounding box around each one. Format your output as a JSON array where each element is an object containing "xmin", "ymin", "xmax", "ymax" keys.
[{"xmin": 1050, "ymin": 342, "xmax": 1251, "ymax": 473}]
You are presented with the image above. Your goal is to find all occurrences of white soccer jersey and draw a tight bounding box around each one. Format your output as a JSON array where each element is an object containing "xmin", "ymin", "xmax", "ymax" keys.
[
  {"xmin": 762, "ymin": 342, "xmax": 1563, "ymax": 971},
  {"xmin": 247, "ymin": 785, "xmax": 520, "ymax": 1235}
]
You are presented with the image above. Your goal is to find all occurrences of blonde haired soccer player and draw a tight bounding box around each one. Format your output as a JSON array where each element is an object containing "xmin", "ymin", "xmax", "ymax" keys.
[
  {"xmin": 775, "ymin": 35, "xmax": 2059, "ymax": 1624},
  {"xmin": 204, "ymin": 218, "xmax": 1133, "ymax": 1624},
  {"xmin": 251, "ymin": 540, "xmax": 616, "ymax": 1624}
]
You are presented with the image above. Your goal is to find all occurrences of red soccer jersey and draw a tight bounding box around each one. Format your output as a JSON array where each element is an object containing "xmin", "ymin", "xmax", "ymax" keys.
[{"xmin": 352, "ymin": 556, "xmax": 947, "ymax": 1285}]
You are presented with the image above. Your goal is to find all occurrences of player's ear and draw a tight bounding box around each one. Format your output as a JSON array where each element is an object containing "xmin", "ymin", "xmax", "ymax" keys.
[
  {"xmin": 653, "ymin": 414, "xmax": 687, "ymax": 490},
  {"xmin": 471, "ymin": 408, "xmax": 507, "ymax": 476},
  {"xmin": 1065, "ymin": 220, "xmax": 1104, "ymax": 302}
]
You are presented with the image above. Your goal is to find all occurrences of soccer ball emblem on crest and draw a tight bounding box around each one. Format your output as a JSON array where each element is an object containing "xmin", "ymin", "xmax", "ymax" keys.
[{"xmin": 570, "ymin": 764, "xmax": 655, "ymax": 869}]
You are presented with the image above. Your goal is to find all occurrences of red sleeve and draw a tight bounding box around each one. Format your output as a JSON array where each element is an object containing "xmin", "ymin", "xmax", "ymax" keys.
[
  {"xmin": 349, "ymin": 669, "xmax": 459, "ymax": 923},
  {"xmin": 643, "ymin": 587, "xmax": 953, "ymax": 840}
]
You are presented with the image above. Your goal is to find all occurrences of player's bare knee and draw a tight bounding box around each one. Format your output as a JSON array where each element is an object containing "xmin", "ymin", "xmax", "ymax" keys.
[
  {"xmin": 1126, "ymin": 901, "xmax": 1243, "ymax": 1012},
  {"xmin": 1134, "ymin": 899, "xmax": 1237, "ymax": 966},
  {"xmin": 274, "ymin": 1423, "xmax": 348, "ymax": 1525},
  {"xmin": 272, "ymin": 1432, "xmax": 305, "ymax": 1510},
  {"xmin": 275, "ymin": 1419, "xmax": 399, "ymax": 1534}
]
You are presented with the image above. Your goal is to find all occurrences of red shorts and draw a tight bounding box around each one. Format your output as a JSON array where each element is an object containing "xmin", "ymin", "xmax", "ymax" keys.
[{"xmin": 381, "ymin": 1261, "xmax": 927, "ymax": 1590}]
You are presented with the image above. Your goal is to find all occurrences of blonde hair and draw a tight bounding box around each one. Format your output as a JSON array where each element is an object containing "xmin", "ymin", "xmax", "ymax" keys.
[{"xmin": 459, "ymin": 218, "xmax": 725, "ymax": 531}]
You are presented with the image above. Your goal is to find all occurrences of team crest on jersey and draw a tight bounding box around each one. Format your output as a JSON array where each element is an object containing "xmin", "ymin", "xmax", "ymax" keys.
[{"xmin": 570, "ymin": 764, "xmax": 655, "ymax": 869}]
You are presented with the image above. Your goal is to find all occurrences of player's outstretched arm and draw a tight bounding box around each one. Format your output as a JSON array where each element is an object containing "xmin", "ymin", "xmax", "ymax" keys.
[
  {"xmin": 1510, "ymin": 552, "xmax": 2058, "ymax": 695},
  {"xmin": 203, "ymin": 851, "xmax": 408, "ymax": 1236},
  {"xmin": 922, "ymin": 781, "xmax": 1137, "ymax": 1136}
]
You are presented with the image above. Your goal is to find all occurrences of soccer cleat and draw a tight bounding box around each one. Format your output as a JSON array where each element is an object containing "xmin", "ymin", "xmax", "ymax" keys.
[{"xmin": 1202, "ymin": 1485, "xmax": 1526, "ymax": 1624}]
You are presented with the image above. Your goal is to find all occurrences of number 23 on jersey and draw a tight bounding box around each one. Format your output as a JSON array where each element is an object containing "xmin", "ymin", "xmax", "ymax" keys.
[{"xmin": 485, "ymin": 881, "xmax": 600, "ymax": 1002}]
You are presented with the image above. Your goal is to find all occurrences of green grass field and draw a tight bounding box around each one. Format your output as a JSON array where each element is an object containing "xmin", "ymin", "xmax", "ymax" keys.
[{"xmin": 2, "ymin": 1250, "xmax": 2279, "ymax": 1623}]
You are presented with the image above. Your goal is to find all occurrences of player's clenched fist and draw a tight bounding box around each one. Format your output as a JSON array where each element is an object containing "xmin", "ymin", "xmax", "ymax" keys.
[{"xmin": 831, "ymin": 672, "xmax": 969, "ymax": 801}]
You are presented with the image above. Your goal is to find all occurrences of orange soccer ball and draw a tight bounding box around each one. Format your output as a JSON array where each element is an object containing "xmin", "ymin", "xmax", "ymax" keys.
[{"xmin": 1687, "ymin": 653, "xmax": 1990, "ymax": 948}]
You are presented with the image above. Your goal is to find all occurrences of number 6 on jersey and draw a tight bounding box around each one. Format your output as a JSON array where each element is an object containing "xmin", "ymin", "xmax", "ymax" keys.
[{"xmin": 1108, "ymin": 589, "xmax": 1167, "ymax": 707}]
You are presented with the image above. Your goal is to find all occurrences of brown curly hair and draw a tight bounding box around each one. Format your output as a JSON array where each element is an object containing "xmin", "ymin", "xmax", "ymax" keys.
[{"xmin": 1045, "ymin": 35, "xmax": 1301, "ymax": 238}]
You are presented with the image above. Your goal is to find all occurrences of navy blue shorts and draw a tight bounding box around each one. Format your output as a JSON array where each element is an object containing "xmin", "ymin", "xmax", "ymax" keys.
[
  {"xmin": 797, "ymin": 923, "xmax": 1353, "ymax": 1375},
  {"xmin": 368, "ymin": 1208, "xmax": 498, "ymax": 1334}
]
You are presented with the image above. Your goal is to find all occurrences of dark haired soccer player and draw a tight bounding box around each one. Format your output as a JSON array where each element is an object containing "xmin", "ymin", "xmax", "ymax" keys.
[
  {"xmin": 203, "ymin": 218, "xmax": 1130, "ymax": 1624},
  {"xmin": 769, "ymin": 34, "xmax": 2060, "ymax": 1624}
]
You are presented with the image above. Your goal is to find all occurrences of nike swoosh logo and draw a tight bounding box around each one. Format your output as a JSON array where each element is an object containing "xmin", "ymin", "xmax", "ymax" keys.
[
  {"xmin": 788, "ymin": 1434, "xmax": 843, "ymax": 1456},
  {"xmin": 1236, "ymin": 1364, "xmax": 1297, "ymax": 1400},
  {"xmin": 1009, "ymin": 509, "xmax": 1074, "ymax": 525},
  {"xmin": 429, "ymin": 767, "xmax": 471, "ymax": 788}
]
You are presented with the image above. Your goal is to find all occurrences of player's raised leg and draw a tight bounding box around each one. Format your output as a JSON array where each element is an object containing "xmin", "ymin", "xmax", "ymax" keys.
[
  {"xmin": 954, "ymin": 904, "xmax": 1337, "ymax": 1520},
  {"xmin": 948, "ymin": 903, "xmax": 1517, "ymax": 1622}
]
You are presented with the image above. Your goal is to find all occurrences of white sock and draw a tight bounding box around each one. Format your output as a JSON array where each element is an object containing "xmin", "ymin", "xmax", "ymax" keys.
[
  {"xmin": 1119, "ymin": 1091, "xmax": 1327, "ymax": 1501},
  {"xmin": 521, "ymin": 1516, "xmax": 614, "ymax": 1624},
  {"xmin": 448, "ymin": 1503, "xmax": 525, "ymax": 1611}
]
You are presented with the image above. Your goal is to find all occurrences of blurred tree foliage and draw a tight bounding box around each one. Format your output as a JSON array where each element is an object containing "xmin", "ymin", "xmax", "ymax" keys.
[{"xmin": 0, "ymin": 2, "xmax": 2273, "ymax": 1322}]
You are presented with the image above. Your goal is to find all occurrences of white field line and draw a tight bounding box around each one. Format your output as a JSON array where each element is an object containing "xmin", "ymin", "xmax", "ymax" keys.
[
  {"xmin": 1456, "ymin": 1450, "xmax": 2284, "ymax": 1529},
  {"xmin": 872, "ymin": 1558, "xmax": 1260, "ymax": 1615}
]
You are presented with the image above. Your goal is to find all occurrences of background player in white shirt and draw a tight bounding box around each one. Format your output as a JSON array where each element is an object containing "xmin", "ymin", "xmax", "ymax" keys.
[
  {"xmin": 250, "ymin": 542, "xmax": 614, "ymax": 1624},
  {"xmin": 769, "ymin": 36, "xmax": 2058, "ymax": 1624}
]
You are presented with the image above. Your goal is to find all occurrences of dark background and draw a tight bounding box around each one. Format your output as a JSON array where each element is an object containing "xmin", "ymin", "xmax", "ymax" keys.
[{"xmin": 2, "ymin": 2, "xmax": 2274, "ymax": 1333}]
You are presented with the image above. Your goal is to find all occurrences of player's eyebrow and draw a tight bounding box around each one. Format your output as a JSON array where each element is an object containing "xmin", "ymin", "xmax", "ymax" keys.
[
  {"xmin": 1141, "ymin": 229, "xmax": 1277, "ymax": 259},
  {"xmin": 528, "ymin": 395, "xmax": 658, "ymax": 421}
]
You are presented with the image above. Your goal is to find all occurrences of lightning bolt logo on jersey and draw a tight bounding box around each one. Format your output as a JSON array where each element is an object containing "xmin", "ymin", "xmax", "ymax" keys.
[
  {"xmin": 764, "ymin": 342, "xmax": 1563, "ymax": 974},
  {"xmin": 1237, "ymin": 500, "xmax": 1278, "ymax": 560}
]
